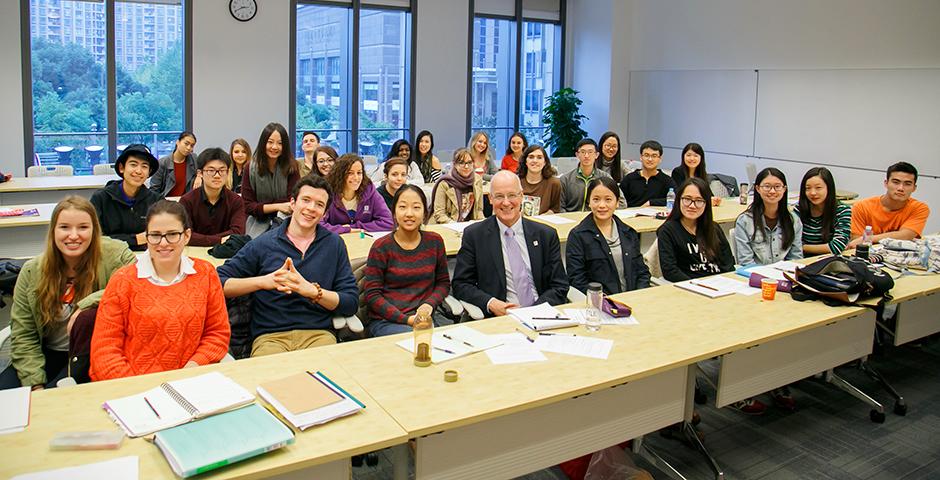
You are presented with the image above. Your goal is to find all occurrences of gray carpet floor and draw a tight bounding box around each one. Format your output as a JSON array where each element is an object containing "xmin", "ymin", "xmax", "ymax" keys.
[{"xmin": 353, "ymin": 335, "xmax": 940, "ymax": 479}]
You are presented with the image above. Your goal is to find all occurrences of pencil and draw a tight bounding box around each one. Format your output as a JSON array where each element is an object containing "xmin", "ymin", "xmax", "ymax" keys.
[
  {"xmin": 433, "ymin": 346, "xmax": 456, "ymax": 354},
  {"xmin": 531, "ymin": 316, "xmax": 572, "ymax": 321},
  {"xmin": 689, "ymin": 281, "xmax": 719, "ymax": 292},
  {"xmin": 442, "ymin": 333, "xmax": 475, "ymax": 348},
  {"xmin": 143, "ymin": 396, "xmax": 161, "ymax": 419}
]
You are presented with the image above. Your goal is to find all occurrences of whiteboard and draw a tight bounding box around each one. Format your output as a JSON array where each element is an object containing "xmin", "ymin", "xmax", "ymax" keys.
[
  {"xmin": 627, "ymin": 70, "xmax": 757, "ymax": 155},
  {"xmin": 755, "ymin": 69, "xmax": 940, "ymax": 177}
]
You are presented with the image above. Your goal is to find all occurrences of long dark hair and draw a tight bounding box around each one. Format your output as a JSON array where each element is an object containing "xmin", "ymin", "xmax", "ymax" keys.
[
  {"xmin": 517, "ymin": 145, "xmax": 557, "ymax": 179},
  {"xmin": 664, "ymin": 177, "xmax": 721, "ymax": 259},
  {"xmin": 504, "ymin": 131, "xmax": 529, "ymax": 156},
  {"xmin": 798, "ymin": 167, "xmax": 838, "ymax": 244},
  {"xmin": 386, "ymin": 139, "xmax": 412, "ymax": 162},
  {"xmin": 596, "ymin": 131, "xmax": 623, "ymax": 182},
  {"xmin": 675, "ymin": 143, "xmax": 708, "ymax": 183},
  {"xmin": 254, "ymin": 122, "xmax": 297, "ymax": 177},
  {"xmin": 414, "ymin": 130, "xmax": 435, "ymax": 180},
  {"xmin": 747, "ymin": 167, "xmax": 794, "ymax": 249},
  {"xmin": 328, "ymin": 153, "xmax": 370, "ymax": 202}
]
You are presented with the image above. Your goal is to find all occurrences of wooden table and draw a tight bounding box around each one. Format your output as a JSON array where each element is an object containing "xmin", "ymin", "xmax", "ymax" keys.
[
  {"xmin": 0, "ymin": 203, "xmax": 57, "ymax": 257},
  {"xmin": 0, "ymin": 347, "xmax": 408, "ymax": 480},
  {"xmin": 0, "ymin": 174, "xmax": 119, "ymax": 205},
  {"xmin": 327, "ymin": 284, "xmax": 747, "ymax": 480}
]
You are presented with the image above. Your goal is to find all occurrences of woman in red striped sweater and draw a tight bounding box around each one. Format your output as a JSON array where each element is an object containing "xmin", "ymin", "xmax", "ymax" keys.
[
  {"xmin": 90, "ymin": 201, "xmax": 230, "ymax": 381},
  {"xmin": 363, "ymin": 185, "xmax": 451, "ymax": 337}
]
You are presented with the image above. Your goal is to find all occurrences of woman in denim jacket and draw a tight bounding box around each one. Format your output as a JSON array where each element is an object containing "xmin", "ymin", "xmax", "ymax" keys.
[{"xmin": 734, "ymin": 167, "xmax": 804, "ymax": 266}]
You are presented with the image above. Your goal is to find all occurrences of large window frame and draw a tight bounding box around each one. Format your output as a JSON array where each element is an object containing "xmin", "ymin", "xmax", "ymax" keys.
[
  {"xmin": 291, "ymin": 0, "xmax": 416, "ymax": 159},
  {"xmin": 467, "ymin": 0, "xmax": 565, "ymax": 148},
  {"xmin": 20, "ymin": 0, "xmax": 193, "ymax": 173}
]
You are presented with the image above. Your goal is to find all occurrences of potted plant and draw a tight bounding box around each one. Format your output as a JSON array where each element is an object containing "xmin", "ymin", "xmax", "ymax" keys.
[{"xmin": 542, "ymin": 87, "xmax": 589, "ymax": 157}]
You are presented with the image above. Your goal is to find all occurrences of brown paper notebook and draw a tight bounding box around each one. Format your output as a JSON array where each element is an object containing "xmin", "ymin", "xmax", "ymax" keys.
[{"xmin": 258, "ymin": 372, "xmax": 343, "ymax": 416}]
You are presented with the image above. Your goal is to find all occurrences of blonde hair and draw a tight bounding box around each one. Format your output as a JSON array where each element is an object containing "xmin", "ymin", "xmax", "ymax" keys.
[
  {"xmin": 36, "ymin": 196, "xmax": 102, "ymax": 329},
  {"xmin": 467, "ymin": 131, "xmax": 495, "ymax": 164},
  {"xmin": 227, "ymin": 138, "xmax": 252, "ymax": 189}
]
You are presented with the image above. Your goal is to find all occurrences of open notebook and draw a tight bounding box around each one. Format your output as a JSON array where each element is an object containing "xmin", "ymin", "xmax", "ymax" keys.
[{"xmin": 103, "ymin": 371, "xmax": 255, "ymax": 437}]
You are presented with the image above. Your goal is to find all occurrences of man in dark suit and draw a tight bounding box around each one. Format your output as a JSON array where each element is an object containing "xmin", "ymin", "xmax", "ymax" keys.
[{"xmin": 453, "ymin": 170, "xmax": 569, "ymax": 317}]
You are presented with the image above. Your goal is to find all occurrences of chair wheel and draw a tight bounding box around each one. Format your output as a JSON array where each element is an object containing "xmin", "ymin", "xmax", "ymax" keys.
[
  {"xmin": 870, "ymin": 409, "xmax": 886, "ymax": 423},
  {"xmin": 365, "ymin": 452, "xmax": 380, "ymax": 466},
  {"xmin": 351, "ymin": 454, "xmax": 364, "ymax": 467},
  {"xmin": 894, "ymin": 402, "xmax": 908, "ymax": 416}
]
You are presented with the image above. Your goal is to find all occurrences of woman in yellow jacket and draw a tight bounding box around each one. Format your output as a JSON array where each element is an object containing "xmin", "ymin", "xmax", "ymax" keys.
[{"xmin": 430, "ymin": 148, "xmax": 484, "ymax": 224}]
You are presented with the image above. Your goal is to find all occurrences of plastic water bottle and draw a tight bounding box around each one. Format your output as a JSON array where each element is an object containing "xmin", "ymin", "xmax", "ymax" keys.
[
  {"xmin": 585, "ymin": 282, "xmax": 603, "ymax": 332},
  {"xmin": 856, "ymin": 225, "xmax": 873, "ymax": 261},
  {"xmin": 666, "ymin": 188, "xmax": 675, "ymax": 211}
]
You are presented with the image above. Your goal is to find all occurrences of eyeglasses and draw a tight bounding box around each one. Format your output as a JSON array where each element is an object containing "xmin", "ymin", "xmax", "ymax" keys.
[
  {"xmin": 146, "ymin": 231, "xmax": 184, "ymax": 245},
  {"xmin": 491, "ymin": 192, "xmax": 523, "ymax": 202},
  {"xmin": 454, "ymin": 160, "xmax": 473, "ymax": 167},
  {"xmin": 202, "ymin": 168, "xmax": 228, "ymax": 177},
  {"xmin": 680, "ymin": 197, "xmax": 707, "ymax": 208},
  {"xmin": 641, "ymin": 153, "xmax": 661, "ymax": 160},
  {"xmin": 759, "ymin": 184, "xmax": 786, "ymax": 192}
]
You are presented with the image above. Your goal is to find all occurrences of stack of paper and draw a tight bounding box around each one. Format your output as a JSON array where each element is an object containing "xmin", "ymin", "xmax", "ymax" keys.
[
  {"xmin": 0, "ymin": 208, "xmax": 39, "ymax": 217},
  {"xmin": 737, "ymin": 261, "xmax": 802, "ymax": 281},
  {"xmin": 509, "ymin": 303, "xmax": 580, "ymax": 331},
  {"xmin": 257, "ymin": 371, "xmax": 364, "ymax": 430},
  {"xmin": 534, "ymin": 334, "xmax": 614, "ymax": 360},
  {"xmin": 12, "ymin": 456, "xmax": 138, "ymax": 480},
  {"xmin": 484, "ymin": 333, "xmax": 548, "ymax": 365},
  {"xmin": 439, "ymin": 220, "xmax": 480, "ymax": 234},
  {"xmin": 534, "ymin": 214, "xmax": 576, "ymax": 225},
  {"xmin": 396, "ymin": 325, "xmax": 504, "ymax": 363},
  {"xmin": 616, "ymin": 207, "xmax": 664, "ymax": 219},
  {"xmin": 674, "ymin": 277, "xmax": 743, "ymax": 298},
  {"xmin": 0, "ymin": 386, "xmax": 30, "ymax": 435},
  {"xmin": 561, "ymin": 308, "xmax": 639, "ymax": 326}
]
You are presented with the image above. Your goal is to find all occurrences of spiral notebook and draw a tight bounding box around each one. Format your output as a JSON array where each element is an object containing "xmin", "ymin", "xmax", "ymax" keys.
[{"xmin": 102, "ymin": 372, "xmax": 255, "ymax": 437}]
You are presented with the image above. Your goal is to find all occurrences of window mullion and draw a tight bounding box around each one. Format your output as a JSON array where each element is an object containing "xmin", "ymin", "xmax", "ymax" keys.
[{"xmin": 106, "ymin": 0, "xmax": 117, "ymax": 158}]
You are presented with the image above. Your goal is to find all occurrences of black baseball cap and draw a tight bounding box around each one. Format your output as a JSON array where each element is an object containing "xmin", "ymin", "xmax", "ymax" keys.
[{"xmin": 114, "ymin": 144, "xmax": 159, "ymax": 177}]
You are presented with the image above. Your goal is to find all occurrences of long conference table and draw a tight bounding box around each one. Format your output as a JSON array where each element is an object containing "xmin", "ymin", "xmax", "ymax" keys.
[
  {"xmin": 2, "ymin": 238, "xmax": 938, "ymax": 479},
  {"xmin": 0, "ymin": 174, "xmax": 120, "ymax": 205}
]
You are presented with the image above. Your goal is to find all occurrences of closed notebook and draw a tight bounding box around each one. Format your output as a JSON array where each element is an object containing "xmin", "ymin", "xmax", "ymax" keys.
[
  {"xmin": 257, "ymin": 372, "xmax": 343, "ymax": 416},
  {"xmin": 153, "ymin": 404, "xmax": 294, "ymax": 478},
  {"xmin": 257, "ymin": 371, "xmax": 365, "ymax": 431},
  {"xmin": 0, "ymin": 386, "xmax": 30, "ymax": 435},
  {"xmin": 102, "ymin": 371, "xmax": 255, "ymax": 437}
]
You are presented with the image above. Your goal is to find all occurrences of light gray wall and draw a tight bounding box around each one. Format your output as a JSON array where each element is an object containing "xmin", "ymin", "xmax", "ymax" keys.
[
  {"xmin": 0, "ymin": 1, "xmax": 25, "ymax": 177},
  {"xmin": 414, "ymin": 0, "xmax": 470, "ymax": 153},
  {"xmin": 578, "ymin": 0, "xmax": 940, "ymax": 233},
  {"xmin": 191, "ymin": 0, "xmax": 291, "ymax": 152}
]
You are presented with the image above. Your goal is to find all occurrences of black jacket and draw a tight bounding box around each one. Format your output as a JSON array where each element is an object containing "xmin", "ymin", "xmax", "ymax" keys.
[
  {"xmin": 90, "ymin": 180, "xmax": 161, "ymax": 251},
  {"xmin": 452, "ymin": 216, "xmax": 569, "ymax": 316},
  {"xmin": 566, "ymin": 214, "xmax": 651, "ymax": 295}
]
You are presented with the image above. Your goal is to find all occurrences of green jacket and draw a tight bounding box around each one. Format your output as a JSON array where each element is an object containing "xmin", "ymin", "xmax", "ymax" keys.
[{"xmin": 10, "ymin": 237, "xmax": 136, "ymax": 386}]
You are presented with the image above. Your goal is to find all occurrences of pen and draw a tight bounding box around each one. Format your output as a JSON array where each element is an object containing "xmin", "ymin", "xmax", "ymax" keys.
[
  {"xmin": 514, "ymin": 328, "xmax": 536, "ymax": 343},
  {"xmin": 539, "ymin": 332, "xmax": 576, "ymax": 337},
  {"xmin": 442, "ymin": 333, "xmax": 475, "ymax": 348},
  {"xmin": 144, "ymin": 396, "xmax": 161, "ymax": 419},
  {"xmin": 531, "ymin": 316, "xmax": 572, "ymax": 321},
  {"xmin": 689, "ymin": 281, "xmax": 718, "ymax": 292},
  {"xmin": 433, "ymin": 346, "xmax": 456, "ymax": 354}
]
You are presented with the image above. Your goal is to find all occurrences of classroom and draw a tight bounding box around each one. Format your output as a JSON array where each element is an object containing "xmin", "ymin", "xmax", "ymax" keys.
[{"xmin": 0, "ymin": 1, "xmax": 938, "ymax": 479}]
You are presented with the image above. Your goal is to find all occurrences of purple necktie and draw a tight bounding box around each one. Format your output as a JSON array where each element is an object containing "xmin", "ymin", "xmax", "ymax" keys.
[{"xmin": 504, "ymin": 228, "xmax": 537, "ymax": 307}]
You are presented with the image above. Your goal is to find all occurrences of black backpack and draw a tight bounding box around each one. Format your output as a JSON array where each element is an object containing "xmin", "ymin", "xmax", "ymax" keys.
[
  {"xmin": 787, "ymin": 255, "xmax": 894, "ymax": 308},
  {"xmin": 0, "ymin": 259, "xmax": 28, "ymax": 309}
]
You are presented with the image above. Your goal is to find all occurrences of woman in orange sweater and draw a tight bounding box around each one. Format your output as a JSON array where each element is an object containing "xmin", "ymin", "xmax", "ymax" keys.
[{"xmin": 90, "ymin": 201, "xmax": 230, "ymax": 381}]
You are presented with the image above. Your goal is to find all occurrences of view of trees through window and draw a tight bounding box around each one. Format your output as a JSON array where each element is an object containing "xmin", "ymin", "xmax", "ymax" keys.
[{"xmin": 29, "ymin": 0, "xmax": 184, "ymax": 175}]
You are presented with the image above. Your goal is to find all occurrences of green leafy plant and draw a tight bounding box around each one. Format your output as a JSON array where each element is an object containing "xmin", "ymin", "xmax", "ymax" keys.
[{"xmin": 542, "ymin": 87, "xmax": 588, "ymax": 157}]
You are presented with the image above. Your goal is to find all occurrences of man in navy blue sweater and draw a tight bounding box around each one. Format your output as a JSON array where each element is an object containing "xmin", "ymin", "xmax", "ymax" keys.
[{"xmin": 217, "ymin": 175, "xmax": 358, "ymax": 357}]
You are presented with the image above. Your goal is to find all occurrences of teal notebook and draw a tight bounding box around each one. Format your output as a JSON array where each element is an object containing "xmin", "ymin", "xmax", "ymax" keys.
[{"xmin": 153, "ymin": 404, "xmax": 295, "ymax": 478}]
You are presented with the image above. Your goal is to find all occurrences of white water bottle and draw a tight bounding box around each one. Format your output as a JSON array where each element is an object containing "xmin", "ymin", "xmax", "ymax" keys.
[{"xmin": 666, "ymin": 188, "xmax": 675, "ymax": 211}]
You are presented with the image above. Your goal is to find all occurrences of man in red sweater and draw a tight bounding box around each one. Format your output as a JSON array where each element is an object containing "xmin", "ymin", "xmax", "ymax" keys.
[{"xmin": 179, "ymin": 148, "xmax": 247, "ymax": 246}]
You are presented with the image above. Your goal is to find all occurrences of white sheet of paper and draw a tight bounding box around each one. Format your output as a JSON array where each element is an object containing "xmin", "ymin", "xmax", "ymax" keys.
[
  {"xmin": 700, "ymin": 276, "xmax": 761, "ymax": 296},
  {"xmin": 744, "ymin": 260, "xmax": 803, "ymax": 281},
  {"xmin": 484, "ymin": 333, "xmax": 548, "ymax": 364},
  {"xmin": 396, "ymin": 325, "xmax": 503, "ymax": 363},
  {"xmin": 12, "ymin": 456, "xmax": 138, "ymax": 480},
  {"xmin": 535, "ymin": 214, "xmax": 576, "ymax": 225},
  {"xmin": 439, "ymin": 220, "xmax": 480, "ymax": 234},
  {"xmin": 534, "ymin": 335, "xmax": 614, "ymax": 360},
  {"xmin": 368, "ymin": 231, "xmax": 392, "ymax": 239},
  {"xmin": 0, "ymin": 386, "xmax": 30, "ymax": 435},
  {"xmin": 508, "ymin": 303, "xmax": 577, "ymax": 331},
  {"xmin": 562, "ymin": 308, "xmax": 639, "ymax": 326}
]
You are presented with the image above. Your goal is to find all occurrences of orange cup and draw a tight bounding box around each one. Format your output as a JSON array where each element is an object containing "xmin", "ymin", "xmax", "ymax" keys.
[{"xmin": 761, "ymin": 278, "xmax": 778, "ymax": 301}]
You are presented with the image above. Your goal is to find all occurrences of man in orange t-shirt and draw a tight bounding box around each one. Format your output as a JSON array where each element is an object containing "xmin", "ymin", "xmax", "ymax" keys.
[{"xmin": 848, "ymin": 162, "xmax": 930, "ymax": 248}]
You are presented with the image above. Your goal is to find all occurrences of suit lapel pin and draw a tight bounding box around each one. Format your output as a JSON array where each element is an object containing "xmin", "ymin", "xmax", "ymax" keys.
[{"xmin": 533, "ymin": 240, "xmax": 539, "ymax": 247}]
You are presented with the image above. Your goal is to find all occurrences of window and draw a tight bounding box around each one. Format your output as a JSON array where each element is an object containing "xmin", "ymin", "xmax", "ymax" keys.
[
  {"xmin": 26, "ymin": 0, "xmax": 188, "ymax": 175},
  {"xmin": 295, "ymin": 2, "xmax": 412, "ymax": 159},
  {"xmin": 469, "ymin": 8, "xmax": 563, "ymax": 154}
]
